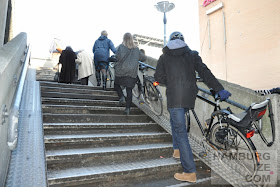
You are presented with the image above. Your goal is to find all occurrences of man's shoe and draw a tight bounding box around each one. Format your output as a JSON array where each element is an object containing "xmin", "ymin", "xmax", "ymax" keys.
[
  {"xmin": 173, "ymin": 149, "xmax": 180, "ymax": 159},
  {"xmin": 174, "ymin": 172, "xmax": 196, "ymax": 183},
  {"xmin": 97, "ymin": 81, "xmax": 101, "ymax": 86},
  {"xmin": 123, "ymin": 108, "xmax": 130, "ymax": 115}
]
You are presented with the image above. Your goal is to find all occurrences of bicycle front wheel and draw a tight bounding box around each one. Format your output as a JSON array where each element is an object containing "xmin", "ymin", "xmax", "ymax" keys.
[
  {"xmin": 209, "ymin": 123, "xmax": 258, "ymax": 181},
  {"xmin": 106, "ymin": 68, "xmax": 114, "ymax": 88},
  {"xmin": 144, "ymin": 80, "xmax": 163, "ymax": 116}
]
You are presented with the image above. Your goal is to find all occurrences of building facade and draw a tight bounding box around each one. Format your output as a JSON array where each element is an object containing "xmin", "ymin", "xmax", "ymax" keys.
[{"xmin": 198, "ymin": 0, "xmax": 280, "ymax": 90}]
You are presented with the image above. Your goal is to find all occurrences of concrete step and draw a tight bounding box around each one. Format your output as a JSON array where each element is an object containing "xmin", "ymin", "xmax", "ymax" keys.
[
  {"xmin": 46, "ymin": 143, "xmax": 173, "ymax": 169},
  {"xmin": 42, "ymin": 105, "xmax": 143, "ymax": 115},
  {"xmin": 47, "ymin": 158, "xmax": 213, "ymax": 187},
  {"xmin": 47, "ymin": 158, "xmax": 182, "ymax": 186},
  {"xmin": 43, "ymin": 113, "xmax": 153, "ymax": 123},
  {"xmin": 44, "ymin": 132, "xmax": 172, "ymax": 150},
  {"xmin": 41, "ymin": 91, "xmax": 119, "ymax": 101},
  {"xmin": 41, "ymin": 86, "xmax": 117, "ymax": 96},
  {"xmin": 43, "ymin": 122, "xmax": 165, "ymax": 135},
  {"xmin": 40, "ymin": 81, "xmax": 114, "ymax": 91},
  {"xmin": 131, "ymin": 176, "xmax": 215, "ymax": 187},
  {"xmin": 41, "ymin": 97, "xmax": 136, "ymax": 107}
]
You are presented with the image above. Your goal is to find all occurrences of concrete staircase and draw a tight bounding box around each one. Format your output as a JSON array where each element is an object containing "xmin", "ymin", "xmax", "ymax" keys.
[{"xmin": 40, "ymin": 81, "xmax": 215, "ymax": 187}]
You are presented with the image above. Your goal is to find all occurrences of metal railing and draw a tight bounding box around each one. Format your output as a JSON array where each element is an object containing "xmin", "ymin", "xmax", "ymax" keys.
[{"xmin": 7, "ymin": 44, "xmax": 31, "ymax": 150}]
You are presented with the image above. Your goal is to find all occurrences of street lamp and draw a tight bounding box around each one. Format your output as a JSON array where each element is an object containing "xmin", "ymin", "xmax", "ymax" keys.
[{"xmin": 155, "ymin": 1, "xmax": 175, "ymax": 45}]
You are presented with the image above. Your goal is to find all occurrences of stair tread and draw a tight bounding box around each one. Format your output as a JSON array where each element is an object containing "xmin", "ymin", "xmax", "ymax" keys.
[
  {"xmin": 132, "ymin": 176, "xmax": 214, "ymax": 187},
  {"xmin": 41, "ymin": 85, "xmax": 115, "ymax": 92},
  {"xmin": 41, "ymin": 86, "xmax": 117, "ymax": 96},
  {"xmin": 46, "ymin": 143, "xmax": 172, "ymax": 157},
  {"xmin": 42, "ymin": 104, "xmax": 140, "ymax": 110},
  {"xmin": 42, "ymin": 97, "xmax": 118, "ymax": 103},
  {"xmin": 40, "ymin": 81, "xmax": 114, "ymax": 90},
  {"xmin": 42, "ymin": 91, "xmax": 117, "ymax": 96},
  {"xmin": 45, "ymin": 132, "xmax": 169, "ymax": 140},
  {"xmin": 44, "ymin": 122, "xmax": 157, "ymax": 126},
  {"xmin": 47, "ymin": 158, "xmax": 180, "ymax": 179},
  {"xmin": 43, "ymin": 113, "xmax": 147, "ymax": 116}
]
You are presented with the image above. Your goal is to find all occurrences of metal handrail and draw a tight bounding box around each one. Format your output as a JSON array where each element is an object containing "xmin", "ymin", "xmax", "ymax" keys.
[
  {"xmin": 197, "ymin": 87, "xmax": 248, "ymax": 110},
  {"xmin": 7, "ymin": 44, "xmax": 31, "ymax": 150},
  {"xmin": 138, "ymin": 61, "xmax": 156, "ymax": 70}
]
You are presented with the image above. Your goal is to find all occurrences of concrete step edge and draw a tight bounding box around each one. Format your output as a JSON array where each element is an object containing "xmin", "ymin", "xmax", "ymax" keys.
[
  {"xmin": 44, "ymin": 132, "xmax": 170, "ymax": 142},
  {"xmin": 40, "ymin": 81, "xmax": 114, "ymax": 91},
  {"xmin": 41, "ymin": 97, "xmax": 119, "ymax": 103},
  {"xmin": 43, "ymin": 113, "xmax": 148, "ymax": 117},
  {"xmin": 41, "ymin": 87, "xmax": 117, "ymax": 97},
  {"xmin": 47, "ymin": 158, "xmax": 180, "ymax": 182},
  {"xmin": 43, "ymin": 122, "xmax": 158, "ymax": 128},
  {"xmin": 42, "ymin": 105, "xmax": 141, "ymax": 111},
  {"xmin": 46, "ymin": 143, "xmax": 173, "ymax": 158},
  {"xmin": 41, "ymin": 91, "xmax": 119, "ymax": 98}
]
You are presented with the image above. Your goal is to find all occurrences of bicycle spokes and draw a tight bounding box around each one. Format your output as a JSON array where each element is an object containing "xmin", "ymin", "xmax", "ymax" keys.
[
  {"xmin": 144, "ymin": 81, "xmax": 163, "ymax": 116},
  {"xmin": 210, "ymin": 123, "xmax": 258, "ymax": 180}
]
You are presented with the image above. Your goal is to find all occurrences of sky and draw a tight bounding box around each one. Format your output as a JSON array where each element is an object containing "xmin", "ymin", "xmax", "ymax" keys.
[{"xmin": 14, "ymin": 0, "xmax": 200, "ymax": 58}]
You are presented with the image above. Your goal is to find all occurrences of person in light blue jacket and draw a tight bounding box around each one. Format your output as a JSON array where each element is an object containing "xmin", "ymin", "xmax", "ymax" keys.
[{"xmin": 92, "ymin": 30, "xmax": 116, "ymax": 89}]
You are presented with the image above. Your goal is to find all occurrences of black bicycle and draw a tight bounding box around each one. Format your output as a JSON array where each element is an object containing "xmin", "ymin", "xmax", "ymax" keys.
[
  {"xmin": 132, "ymin": 62, "xmax": 163, "ymax": 116},
  {"xmin": 188, "ymin": 89, "xmax": 275, "ymax": 181},
  {"xmin": 106, "ymin": 55, "xmax": 118, "ymax": 88}
]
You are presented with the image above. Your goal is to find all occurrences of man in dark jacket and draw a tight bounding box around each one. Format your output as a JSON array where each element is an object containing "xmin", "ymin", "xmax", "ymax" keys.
[
  {"xmin": 154, "ymin": 31, "xmax": 231, "ymax": 183},
  {"xmin": 92, "ymin": 30, "xmax": 117, "ymax": 89}
]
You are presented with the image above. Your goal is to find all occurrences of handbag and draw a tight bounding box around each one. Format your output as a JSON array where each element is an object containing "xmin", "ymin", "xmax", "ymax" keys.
[
  {"xmin": 54, "ymin": 71, "xmax": 60, "ymax": 82},
  {"xmin": 54, "ymin": 63, "xmax": 60, "ymax": 82}
]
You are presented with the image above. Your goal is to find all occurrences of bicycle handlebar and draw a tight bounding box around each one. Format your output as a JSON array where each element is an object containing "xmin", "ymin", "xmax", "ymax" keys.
[{"xmin": 138, "ymin": 61, "xmax": 156, "ymax": 70}]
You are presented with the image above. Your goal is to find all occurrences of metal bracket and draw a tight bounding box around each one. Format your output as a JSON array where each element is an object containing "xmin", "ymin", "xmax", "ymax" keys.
[{"xmin": 1, "ymin": 104, "xmax": 9, "ymax": 125}]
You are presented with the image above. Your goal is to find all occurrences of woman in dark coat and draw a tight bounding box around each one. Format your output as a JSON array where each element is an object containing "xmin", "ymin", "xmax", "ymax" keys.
[{"xmin": 58, "ymin": 46, "xmax": 77, "ymax": 84}]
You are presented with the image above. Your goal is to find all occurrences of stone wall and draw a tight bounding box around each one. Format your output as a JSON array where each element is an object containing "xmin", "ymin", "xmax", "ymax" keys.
[{"xmin": 0, "ymin": 32, "xmax": 27, "ymax": 187}]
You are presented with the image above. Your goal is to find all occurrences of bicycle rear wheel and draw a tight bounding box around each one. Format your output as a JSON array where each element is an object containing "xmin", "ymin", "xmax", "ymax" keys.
[
  {"xmin": 144, "ymin": 80, "xmax": 163, "ymax": 116},
  {"xmin": 209, "ymin": 123, "xmax": 258, "ymax": 181},
  {"xmin": 132, "ymin": 81, "xmax": 141, "ymax": 99}
]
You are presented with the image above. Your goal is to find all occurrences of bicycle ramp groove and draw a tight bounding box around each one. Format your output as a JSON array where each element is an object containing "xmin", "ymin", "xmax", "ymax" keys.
[{"xmin": 41, "ymin": 81, "xmax": 228, "ymax": 187}]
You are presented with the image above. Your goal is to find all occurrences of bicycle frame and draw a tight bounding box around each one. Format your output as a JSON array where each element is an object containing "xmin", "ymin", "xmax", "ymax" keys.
[
  {"xmin": 133, "ymin": 62, "xmax": 163, "ymax": 116},
  {"xmin": 106, "ymin": 62, "xmax": 115, "ymax": 88}
]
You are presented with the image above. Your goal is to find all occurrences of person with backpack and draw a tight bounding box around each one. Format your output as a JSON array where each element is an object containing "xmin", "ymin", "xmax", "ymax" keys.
[{"xmin": 154, "ymin": 31, "xmax": 231, "ymax": 183}]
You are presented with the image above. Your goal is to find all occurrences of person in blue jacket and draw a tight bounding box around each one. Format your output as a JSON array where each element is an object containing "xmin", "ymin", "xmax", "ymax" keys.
[
  {"xmin": 92, "ymin": 30, "xmax": 117, "ymax": 89},
  {"xmin": 154, "ymin": 31, "xmax": 231, "ymax": 183}
]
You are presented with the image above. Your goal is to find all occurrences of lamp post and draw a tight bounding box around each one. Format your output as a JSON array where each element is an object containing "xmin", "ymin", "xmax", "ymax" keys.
[{"xmin": 155, "ymin": 1, "xmax": 175, "ymax": 45}]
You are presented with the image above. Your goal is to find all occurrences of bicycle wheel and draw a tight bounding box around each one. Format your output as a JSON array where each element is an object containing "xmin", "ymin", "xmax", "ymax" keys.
[
  {"xmin": 132, "ymin": 81, "xmax": 141, "ymax": 99},
  {"xmin": 144, "ymin": 80, "xmax": 163, "ymax": 116},
  {"xmin": 106, "ymin": 68, "xmax": 114, "ymax": 88},
  {"xmin": 209, "ymin": 123, "xmax": 258, "ymax": 181}
]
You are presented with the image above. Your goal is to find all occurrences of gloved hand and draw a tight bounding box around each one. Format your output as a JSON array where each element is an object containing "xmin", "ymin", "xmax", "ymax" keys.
[{"xmin": 217, "ymin": 89, "xmax": 231, "ymax": 101}]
